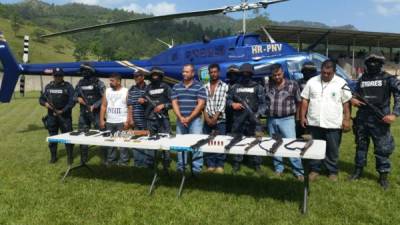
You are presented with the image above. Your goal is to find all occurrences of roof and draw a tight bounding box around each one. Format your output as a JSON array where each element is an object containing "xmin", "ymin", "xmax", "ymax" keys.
[{"xmin": 259, "ymin": 25, "xmax": 400, "ymax": 48}]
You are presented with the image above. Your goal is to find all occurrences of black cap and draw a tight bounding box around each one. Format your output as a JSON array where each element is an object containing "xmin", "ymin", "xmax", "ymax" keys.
[
  {"xmin": 240, "ymin": 63, "xmax": 254, "ymax": 75},
  {"xmin": 52, "ymin": 67, "xmax": 64, "ymax": 77}
]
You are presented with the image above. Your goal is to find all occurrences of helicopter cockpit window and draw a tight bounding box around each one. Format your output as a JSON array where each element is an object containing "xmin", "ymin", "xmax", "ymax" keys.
[
  {"xmin": 287, "ymin": 59, "xmax": 305, "ymax": 78},
  {"xmin": 311, "ymin": 53, "xmax": 351, "ymax": 80},
  {"xmin": 243, "ymin": 36, "xmax": 262, "ymax": 46}
]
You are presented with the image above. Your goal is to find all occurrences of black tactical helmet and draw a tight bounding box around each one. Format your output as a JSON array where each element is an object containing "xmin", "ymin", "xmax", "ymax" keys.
[
  {"xmin": 149, "ymin": 67, "xmax": 165, "ymax": 78},
  {"xmin": 52, "ymin": 67, "xmax": 65, "ymax": 77},
  {"xmin": 365, "ymin": 52, "xmax": 385, "ymax": 65},
  {"xmin": 80, "ymin": 63, "xmax": 95, "ymax": 76},
  {"xmin": 240, "ymin": 63, "xmax": 255, "ymax": 76}
]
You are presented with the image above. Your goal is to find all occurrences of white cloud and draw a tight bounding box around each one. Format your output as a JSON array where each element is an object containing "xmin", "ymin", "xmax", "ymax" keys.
[
  {"xmin": 71, "ymin": 0, "xmax": 99, "ymax": 5},
  {"xmin": 373, "ymin": 0, "xmax": 400, "ymax": 16},
  {"xmin": 121, "ymin": 1, "xmax": 177, "ymax": 16}
]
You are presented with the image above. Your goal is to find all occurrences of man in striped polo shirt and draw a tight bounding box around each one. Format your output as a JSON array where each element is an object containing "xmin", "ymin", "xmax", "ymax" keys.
[
  {"xmin": 172, "ymin": 64, "xmax": 207, "ymax": 174},
  {"xmin": 128, "ymin": 71, "xmax": 149, "ymax": 167}
]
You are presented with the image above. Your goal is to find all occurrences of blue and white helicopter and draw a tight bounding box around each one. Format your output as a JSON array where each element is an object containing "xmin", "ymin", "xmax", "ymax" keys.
[{"xmin": 0, "ymin": 0, "xmax": 352, "ymax": 103}]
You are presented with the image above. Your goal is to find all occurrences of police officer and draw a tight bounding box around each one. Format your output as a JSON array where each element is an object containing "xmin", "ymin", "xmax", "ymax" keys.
[
  {"xmin": 39, "ymin": 68, "xmax": 75, "ymax": 164},
  {"xmin": 227, "ymin": 63, "xmax": 266, "ymax": 174},
  {"xmin": 75, "ymin": 63, "xmax": 105, "ymax": 165},
  {"xmin": 298, "ymin": 61, "xmax": 318, "ymax": 91},
  {"xmin": 225, "ymin": 65, "xmax": 240, "ymax": 134},
  {"xmin": 138, "ymin": 67, "xmax": 172, "ymax": 170},
  {"xmin": 350, "ymin": 53, "xmax": 400, "ymax": 189}
]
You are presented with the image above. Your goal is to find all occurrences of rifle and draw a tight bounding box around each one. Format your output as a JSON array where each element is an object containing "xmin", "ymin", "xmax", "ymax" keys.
[
  {"xmin": 224, "ymin": 133, "xmax": 244, "ymax": 151},
  {"xmin": 342, "ymin": 84, "xmax": 385, "ymax": 120},
  {"xmin": 144, "ymin": 95, "xmax": 165, "ymax": 119},
  {"xmin": 232, "ymin": 95, "xmax": 259, "ymax": 124},
  {"xmin": 284, "ymin": 136, "xmax": 314, "ymax": 156},
  {"xmin": 78, "ymin": 87, "xmax": 96, "ymax": 123},
  {"xmin": 258, "ymin": 134, "xmax": 283, "ymax": 154},
  {"xmin": 190, "ymin": 130, "xmax": 218, "ymax": 150},
  {"xmin": 42, "ymin": 92, "xmax": 67, "ymax": 130}
]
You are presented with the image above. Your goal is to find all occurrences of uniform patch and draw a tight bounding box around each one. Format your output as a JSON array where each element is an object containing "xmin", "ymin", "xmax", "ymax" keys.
[
  {"xmin": 361, "ymin": 80, "xmax": 383, "ymax": 88},
  {"xmin": 236, "ymin": 88, "xmax": 254, "ymax": 93},
  {"xmin": 49, "ymin": 89, "xmax": 63, "ymax": 94},
  {"xmin": 149, "ymin": 88, "xmax": 164, "ymax": 95},
  {"xmin": 81, "ymin": 85, "xmax": 94, "ymax": 90}
]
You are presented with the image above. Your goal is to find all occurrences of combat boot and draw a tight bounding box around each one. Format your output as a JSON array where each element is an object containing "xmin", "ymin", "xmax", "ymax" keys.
[
  {"xmin": 349, "ymin": 167, "xmax": 363, "ymax": 181},
  {"xmin": 66, "ymin": 147, "xmax": 74, "ymax": 166},
  {"xmin": 378, "ymin": 172, "xmax": 389, "ymax": 190},
  {"xmin": 49, "ymin": 148, "xmax": 57, "ymax": 164}
]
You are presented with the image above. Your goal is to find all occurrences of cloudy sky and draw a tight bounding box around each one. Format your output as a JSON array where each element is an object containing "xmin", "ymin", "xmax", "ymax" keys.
[{"xmin": 2, "ymin": 0, "xmax": 400, "ymax": 33}]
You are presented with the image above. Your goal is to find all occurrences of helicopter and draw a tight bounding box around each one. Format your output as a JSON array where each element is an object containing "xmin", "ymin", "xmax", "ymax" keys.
[{"xmin": 0, "ymin": 0, "xmax": 353, "ymax": 103}]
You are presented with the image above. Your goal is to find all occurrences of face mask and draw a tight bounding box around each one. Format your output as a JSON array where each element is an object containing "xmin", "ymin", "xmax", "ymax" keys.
[
  {"xmin": 303, "ymin": 70, "xmax": 316, "ymax": 81},
  {"xmin": 365, "ymin": 60, "xmax": 383, "ymax": 75},
  {"xmin": 82, "ymin": 70, "xmax": 92, "ymax": 79},
  {"xmin": 241, "ymin": 75, "xmax": 252, "ymax": 84}
]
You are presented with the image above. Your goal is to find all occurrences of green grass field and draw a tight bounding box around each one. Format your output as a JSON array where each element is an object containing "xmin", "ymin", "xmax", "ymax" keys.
[{"xmin": 0, "ymin": 92, "xmax": 400, "ymax": 225}]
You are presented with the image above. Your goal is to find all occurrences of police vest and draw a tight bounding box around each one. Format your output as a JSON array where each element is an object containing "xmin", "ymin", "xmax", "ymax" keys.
[
  {"xmin": 234, "ymin": 81, "xmax": 259, "ymax": 112},
  {"xmin": 46, "ymin": 81, "xmax": 71, "ymax": 110},
  {"xmin": 78, "ymin": 78, "xmax": 103, "ymax": 105},
  {"xmin": 359, "ymin": 72, "xmax": 390, "ymax": 107},
  {"xmin": 145, "ymin": 83, "xmax": 170, "ymax": 119},
  {"xmin": 105, "ymin": 87, "xmax": 128, "ymax": 123}
]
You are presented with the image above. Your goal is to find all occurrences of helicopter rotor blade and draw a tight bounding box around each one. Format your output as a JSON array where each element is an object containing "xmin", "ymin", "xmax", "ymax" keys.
[
  {"xmin": 41, "ymin": 8, "xmax": 226, "ymax": 38},
  {"xmin": 41, "ymin": 0, "xmax": 289, "ymax": 38}
]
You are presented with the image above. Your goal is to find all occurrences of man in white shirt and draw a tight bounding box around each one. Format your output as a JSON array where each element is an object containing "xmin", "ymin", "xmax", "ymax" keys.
[
  {"xmin": 100, "ymin": 74, "xmax": 131, "ymax": 166},
  {"xmin": 300, "ymin": 60, "xmax": 352, "ymax": 181}
]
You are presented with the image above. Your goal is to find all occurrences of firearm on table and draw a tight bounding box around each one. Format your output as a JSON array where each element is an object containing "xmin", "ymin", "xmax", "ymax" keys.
[
  {"xmin": 284, "ymin": 135, "xmax": 314, "ymax": 156},
  {"xmin": 244, "ymin": 132, "xmax": 264, "ymax": 151},
  {"xmin": 191, "ymin": 130, "xmax": 218, "ymax": 150},
  {"xmin": 269, "ymin": 134, "xmax": 283, "ymax": 154},
  {"xmin": 225, "ymin": 133, "xmax": 243, "ymax": 151},
  {"xmin": 144, "ymin": 95, "xmax": 165, "ymax": 119}
]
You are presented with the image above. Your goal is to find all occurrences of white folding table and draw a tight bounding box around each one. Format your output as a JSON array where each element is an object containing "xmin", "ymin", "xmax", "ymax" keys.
[{"xmin": 47, "ymin": 132, "xmax": 326, "ymax": 214}]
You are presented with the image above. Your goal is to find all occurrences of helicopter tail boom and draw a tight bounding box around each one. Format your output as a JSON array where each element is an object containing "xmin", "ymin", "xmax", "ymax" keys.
[{"xmin": 0, "ymin": 33, "xmax": 22, "ymax": 103}]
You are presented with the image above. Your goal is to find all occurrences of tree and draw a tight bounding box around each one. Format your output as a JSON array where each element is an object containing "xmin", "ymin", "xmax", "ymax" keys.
[
  {"xmin": 73, "ymin": 43, "xmax": 89, "ymax": 61},
  {"xmin": 32, "ymin": 28, "xmax": 46, "ymax": 43}
]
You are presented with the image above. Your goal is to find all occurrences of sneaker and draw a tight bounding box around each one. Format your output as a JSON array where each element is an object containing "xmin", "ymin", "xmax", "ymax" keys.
[
  {"xmin": 308, "ymin": 171, "xmax": 319, "ymax": 181},
  {"xmin": 296, "ymin": 175, "xmax": 305, "ymax": 182},
  {"xmin": 215, "ymin": 167, "xmax": 224, "ymax": 174},
  {"xmin": 274, "ymin": 172, "xmax": 283, "ymax": 177},
  {"xmin": 206, "ymin": 167, "xmax": 216, "ymax": 173},
  {"xmin": 328, "ymin": 174, "xmax": 338, "ymax": 182}
]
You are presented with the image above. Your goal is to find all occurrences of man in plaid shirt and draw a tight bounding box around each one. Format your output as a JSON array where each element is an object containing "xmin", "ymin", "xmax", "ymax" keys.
[
  {"xmin": 203, "ymin": 64, "xmax": 229, "ymax": 174},
  {"xmin": 265, "ymin": 63, "xmax": 304, "ymax": 180}
]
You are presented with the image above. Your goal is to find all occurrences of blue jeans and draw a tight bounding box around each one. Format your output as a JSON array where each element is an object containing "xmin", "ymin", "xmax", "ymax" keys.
[
  {"xmin": 131, "ymin": 125, "xmax": 151, "ymax": 167},
  {"xmin": 308, "ymin": 126, "xmax": 342, "ymax": 175},
  {"xmin": 267, "ymin": 116, "xmax": 304, "ymax": 176},
  {"xmin": 176, "ymin": 117, "xmax": 203, "ymax": 173},
  {"xmin": 105, "ymin": 122, "xmax": 129, "ymax": 164},
  {"xmin": 204, "ymin": 122, "xmax": 226, "ymax": 168}
]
